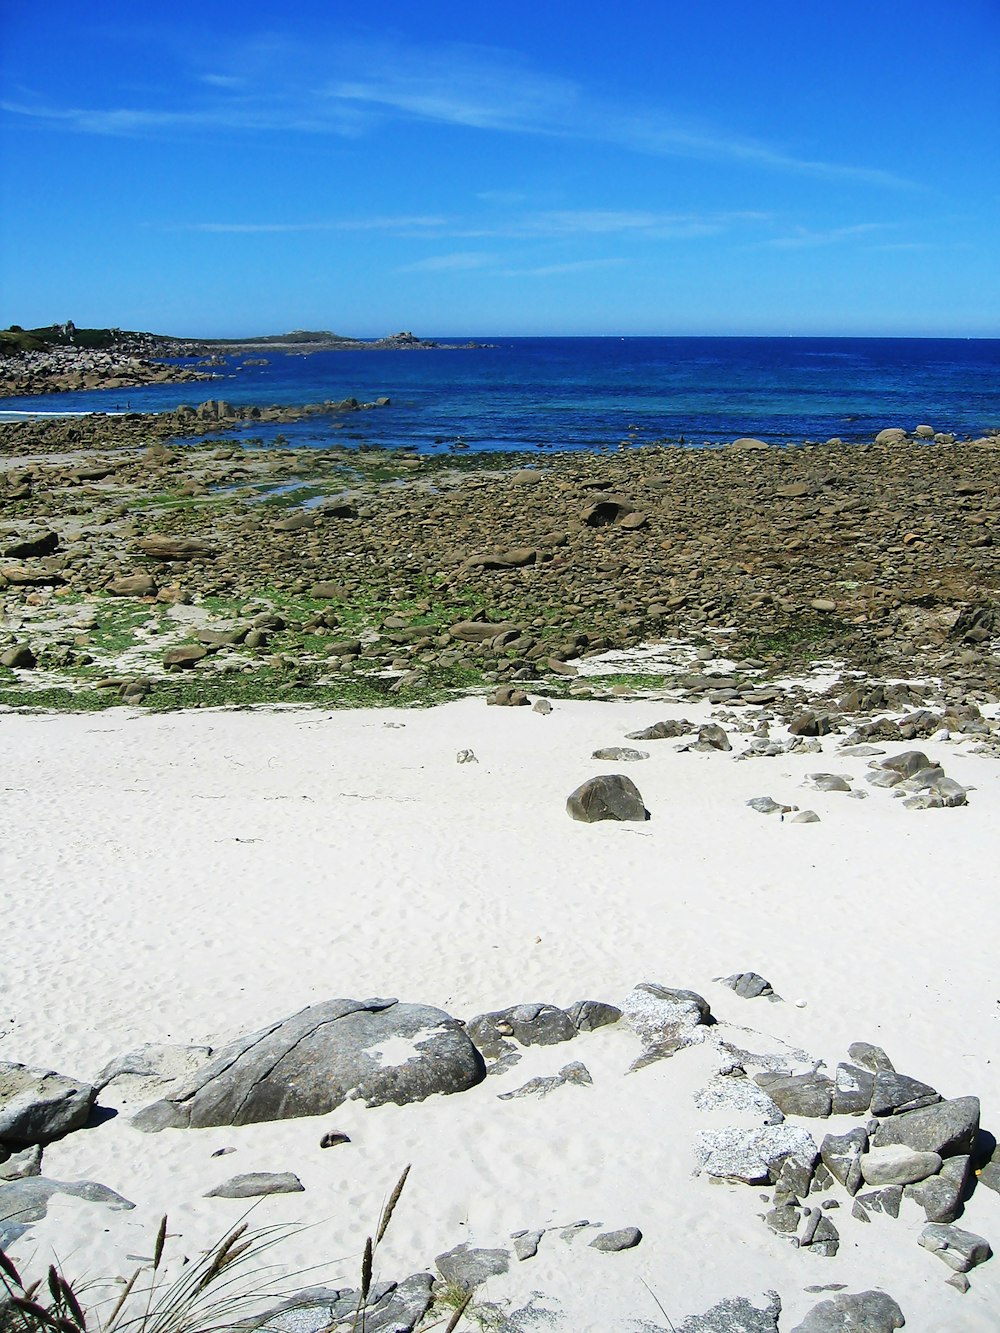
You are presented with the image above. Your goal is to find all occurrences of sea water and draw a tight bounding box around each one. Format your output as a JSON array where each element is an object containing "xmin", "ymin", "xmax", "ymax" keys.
[{"xmin": 3, "ymin": 336, "xmax": 998, "ymax": 455}]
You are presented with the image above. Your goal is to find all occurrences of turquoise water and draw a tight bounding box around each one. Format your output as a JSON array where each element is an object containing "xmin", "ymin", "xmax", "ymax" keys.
[{"xmin": 4, "ymin": 336, "xmax": 998, "ymax": 454}]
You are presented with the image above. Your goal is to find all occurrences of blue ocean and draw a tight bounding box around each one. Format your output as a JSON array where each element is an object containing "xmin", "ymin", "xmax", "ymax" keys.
[{"xmin": 4, "ymin": 336, "xmax": 999, "ymax": 455}]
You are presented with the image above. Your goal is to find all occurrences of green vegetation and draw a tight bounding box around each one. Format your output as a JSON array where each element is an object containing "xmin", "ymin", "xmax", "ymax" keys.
[{"xmin": 738, "ymin": 613, "xmax": 851, "ymax": 664}]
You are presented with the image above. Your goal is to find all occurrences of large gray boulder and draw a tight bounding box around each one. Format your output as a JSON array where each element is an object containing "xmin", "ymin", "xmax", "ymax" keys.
[
  {"xmin": 566, "ymin": 774, "xmax": 647, "ymax": 823},
  {"xmin": 0, "ymin": 1177, "xmax": 134, "ymax": 1247},
  {"xmin": 789, "ymin": 1289, "xmax": 904, "ymax": 1332},
  {"xmin": 872, "ymin": 1096, "xmax": 979, "ymax": 1157},
  {"xmin": 0, "ymin": 1062, "xmax": 96, "ymax": 1147},
  {"xmin": 132, "ymin": 998, "xmax": 485, "ymax": 1132}
]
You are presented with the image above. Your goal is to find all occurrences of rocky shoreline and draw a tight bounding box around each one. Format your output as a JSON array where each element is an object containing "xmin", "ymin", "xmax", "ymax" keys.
[{"xmin": 0, "ymin": 409, "xmax": 998, "ymax": 710}]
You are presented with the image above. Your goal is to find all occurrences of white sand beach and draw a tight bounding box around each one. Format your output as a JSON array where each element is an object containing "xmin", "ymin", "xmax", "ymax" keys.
[{"xmin": 2, "ymin": 693, "xmax": 999, "ymax": 1331}]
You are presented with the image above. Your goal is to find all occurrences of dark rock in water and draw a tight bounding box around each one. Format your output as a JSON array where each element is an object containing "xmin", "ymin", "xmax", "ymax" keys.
[
  {"xmin": 435, "ymin": 1243, "xmax": 510, "ymax": 1290},
  {"xmin": 870, "ymin": 1070, "xmax": 940, "ymax": 1116},
  {"xmin": 847, "ymin": 1041, "xmax": 895, "ymax": 1074},
  {"xmin": 755, "ymin": 1071, "xmax": 833, "ymax": 1118},
  {"xmin": 716, "ymin": 971, "xmax": 779, "ymax": 1001},
  {"xmin": 873, "ymin": 1096, "xmax": 979, "ymax": 1158},
  {"xmin": 590, "ymin": 1226, "xmax": 641, "ymax": 1251},
  {"xmin": 467, "ymin": 1003, "xmax": 578, "ymax": 1059},
  {"xmin": 566, "ymin": 999, "xmax": 622, "ymax": 1032},
  {"xmin": 566, "ymin": 774, "xmax": 647, "ymax": 822},
  {"xmin": 132, "ymin": 997, "xmax": 485, "ymax": 1131},
  {"xmin": 677, "ymin": 1291, "xmax": 781, "ymax": 1332},
  {"xmin": 205, "ymin": 1171, "xmax": 304, "ymax": 1198},
  {"xmin": 789, "ymin": 1289, "xmax": 904, "ymax": 1332},
  {"xmin": 0, "ymin": 1062, "xmax": 96, "ymax": 1148},
  {"xmin": 904, "ymin": 1154, "xmax": 971, "ymax": 1223},
  {"xmin": 0, "ymin": 1177, "xmax": 134, "ymax": 1247},
  {"xmin": 919, "ymin": 1222, "xmax": 992, "ymax": 1272}
]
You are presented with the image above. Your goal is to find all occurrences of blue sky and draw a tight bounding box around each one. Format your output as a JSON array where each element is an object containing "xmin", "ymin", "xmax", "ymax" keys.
[{"xmin": 1, "ymin": 1, "xmax": 998, "ymax": 337}]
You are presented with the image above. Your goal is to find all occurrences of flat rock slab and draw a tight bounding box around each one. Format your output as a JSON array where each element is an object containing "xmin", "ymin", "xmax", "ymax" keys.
[
  {"xmin": 622, "ymin": 982, "xmax": 711, "ymax": 1048},
  {"xmin": 696, "ymin": 1125, "xmax": 818, "ymax": 1185},
  {"xmin": 677, "ymin": 1291, "xmax": 781, "ymax": 1332},
  {"xmin": 590, "ymin": 1225, "xmax": 641, "ymax": 1251},
  {"xmin": 435, "ymin": 1243, "xmax": 510, "ymax": 1289},
  {"xmin": 0, "ymin": 1062, "xmax": 96, "ymax": 1148},
  {"xmin": 789, "ymin": 1289, "xmax": 905, "ymax": 1332},
  {"xmin": 872, "ymin": 1096, "xmax": 979, "ymax": 1157},
  {"xmin": 132, "ymin": 997, "xmax": 485, "ymax": 1131},
  {"xmin": 0, "ymin": 1176, "xmax": 134, "ymax": 1247},
  {"xmin": 249, "ymin": 1273, "xmax": 433, "ymax": 1333},
  {"xmin": 860, "ymin": 1145, "xmax": 941, "ymax": 1187},
  {"xmin": 205, "ymin": 1171, "xmax": 304, "ymax": 1198}
]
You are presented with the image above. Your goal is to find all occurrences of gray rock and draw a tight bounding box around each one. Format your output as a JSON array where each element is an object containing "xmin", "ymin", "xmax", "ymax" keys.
[
  {"xmin": 467, "ymin": 1003, "xmax": 577, "ymax": 1060},
  {"xmin": 622, "ymin": 983, "xmax": 711, "ymax": 1052},
  {"xmin": 847, "ymin": 1041, "xmax": 894, "ymax": 1073},
  {"xmin": 132, "ymin": 997, "xmax": 485, "ymax": 1131},
  {"xmin": 435, "ymin": 1243, "xmax": 510, "ymax": 1289},
  {"xmin": 677, "ymin": 1291, "xmax": 781, "ymax": 1332},
  {"xmin": 566, "ymin": 773, "xmax": 647, "ymax": 822},
  {"xmin": 717, "ymin": 971, "xmax": 779, "ymax": 1000},
  {"xmin": 918, "ymin": 1222, "xmax": 992, "ymax": 1272},
  {"xmin": 511, "ymin": 1229, "xmax": 544, "ymax": 1261},
  {"xmin": 978, "ymin": 1157, "xmax": 1000, "ymax": 1193},
  {"xmin": 747, "ymin": 796, "xmax": 795, "ymax": 815},
  {"xmin": 904, "ymin": 1154, "xmax": 970, "ymax": 1222},
  {"xmin": 249, "ymin": 1273, "xmax": 433, "ymax": 1333},
  {"xmin": 755, "ymin": 1071, "xmax": 833, "ymax": 1118},
  {"xmin": 590, "ymin": 1226, "xmax": 641, "ymax": 1252},
  {"xmin": 498, "ymin": 1062, "xmax": 592, "ymax": 1101},
  {"xmin": 697, "ymin": 1124, "xmax": 817, "ymax": 1184},
  {"xmin": 626, "ymin": 719, "xmax": 693, "ymax": 740},
  {"xmin": 692, "ymin": 723, "xmax": 731, "ymax": 752},
  {"xmin": 820, "ymin": 1128, "xmax": 868, "ymax": 1196},
  {"xmin": 873, "ymin": 1096, "xmax": 979, "ymax": 1157},
  {"xmin": 832, "ymin": 1063, "xmax": 875, "ymax": 1116},
  {"xmin": 205, "ymin": 1171, "xmax": 304, "ymax": 1198},
  {"xmin": 805, "ymin": 773, "xmax": 851, "ymax": 792},
  {"xmin": 0, "ymin": 1062, "xmax": 96, "ymax": 1147},
  {"xmin": 855, "ymin": 1185, "xmax": 903, "ymax": 1218},
  {"xmin": 591, "ymin": 746, "xmax": 649, "ymax": 761},
  {"xmin": 566, "ymin": 999, "xmax": 621, "ymax": 1032},
  {"xmin": 94, "ymin": 1043, "xmax": 215, "ymax": 1102},
  {"xmin": 789, "ymin": 1289, "xmax": 905, "ymax": 1332},
  {"xmin": 860, "ymin": 1145, "xmax": 942, "ymax": 1187},
  {"xmin": 0, "ymin": 1145, "xmax": 41, "ymax": 1181},
  {"xmin": 0, "ymin": 1176, "xmax": 134, "ymax": 1247},
  {"xmin": 946, "ymin": 1272, "xmax": 970, "ymax": 1294},
  {"xmin": 879, "ymin": 750, "xmax": 933, "ymax": 776},
  {"xmin": 792, "ymin": 810, "xmax": 821, "ymax": 823}
]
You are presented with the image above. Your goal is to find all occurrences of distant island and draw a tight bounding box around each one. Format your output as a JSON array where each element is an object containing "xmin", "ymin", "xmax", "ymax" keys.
[{"xmin": 0, "ymin": 322, "xmax": 483, "ymax": 398}]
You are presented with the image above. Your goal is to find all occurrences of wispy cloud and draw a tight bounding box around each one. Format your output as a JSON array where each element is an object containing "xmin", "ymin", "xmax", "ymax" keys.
[
  {"xmin": 399, "ymin": 252, "xmax": 499, "ymax": 272},
  {"xmin": 498, "ymin": 257, "xmax": 628, "ymax": 278},
  {"xmin": 0, "ymin": 35, "xmax": 915, "ymax": 188},
  {"xmin": 175, "ymin": 215, "xmax": 446, "ymax": 235},
  {"xmin": 761, "ymin": 222, "xmax": 898, "ymax": 248}
]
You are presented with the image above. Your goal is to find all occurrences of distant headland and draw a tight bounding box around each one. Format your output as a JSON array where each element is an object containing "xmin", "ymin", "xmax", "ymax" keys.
[{"xmin": 0, "ymin": 322, "xmax": 483, "ymax": 398}]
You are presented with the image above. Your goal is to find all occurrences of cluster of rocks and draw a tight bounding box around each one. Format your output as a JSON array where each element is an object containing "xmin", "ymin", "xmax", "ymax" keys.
[
  {"xmin": 3, "ymin": 978, "xmax": 998, "ymax": 1328},
  {"xmin": 0, "ymin": 345, "xmax": 213, "ymax": 397},
  {"xmin": 2, "ymin": 422, "xmax": 999, "ymax": 701}
]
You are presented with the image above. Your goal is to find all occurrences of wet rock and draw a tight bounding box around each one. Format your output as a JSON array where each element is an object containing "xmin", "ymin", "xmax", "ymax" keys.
[{"xmin": 566, "ymin": 774, "xmax": 647, "ymax": 822}]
